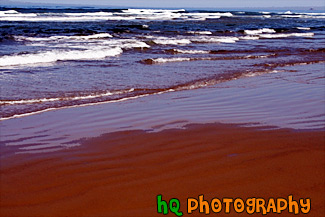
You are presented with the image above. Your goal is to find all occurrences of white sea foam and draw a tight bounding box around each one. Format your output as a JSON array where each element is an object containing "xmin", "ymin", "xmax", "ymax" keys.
[
  {"xmin": 187, "ymin": 31, "xmax": 212, "ymax": 35},
  {"xmin": 280, "ymin": 14, "xmax": 325, "ymax": 19},
  {"xmin": 239, "ymin": 35, "xmax": 260, "ymax": 40},
  {"xmin": 0, "ymin": 10, "xmax": 36, "ymax": 17},
  {"xmin": 245, "ymin": 71, "xmax": 265, "ymax": 77},
  {"xmin": 0, "ymin": 88, "xmax": 177, "ymax": 121},
  {"xmin": 16, "ymin": 33, "xmax": 113, "ymax": 42},
  {"xmin": 0, "ymin": 10, "xmax": 139, "ymax": 21},
  {"xmin": 16, "ymin": 34, "xmax": 150, "ymax": 51},
  {"xmin": 63, "ymin": 12, "xmax": 113, "ymax": 16},
  {"xmin": 153, "ymin": 38, "xmax": 191, "ymax": 45},
  {"xmin": 177, "ymin": 12, "xmax": 233, "ymax": 21},
  {"xmin": 302, "ymin": 12, "xmax": 325, "ymax": 15},
  {"xmin": 191, "ymin": 36, "xmax": 239, "ymax": 43},
  {"xmin": 259, "ymin": 33, "xmax": 314, "ymax": 38},
  {"xmin": 0, "ymin": 47, "xmax": 123, "ymax": 67},
  {"xmin": 173, "ymin": 49, "xmax": 210, "ymax": 54},
  {"xmin": 244, "ymin": 28, "xmax": 276, "ymax": 35},
  {"xmin": 2, "ymin": 37, "xmax": 148, "ymax": 67},
  {"xmin": 245, "ymin": 70, "xmax": 279, "ymax": 78},
  {"xmin": 245, "ymin": 54, "xmax": 270, "ymax": 59},
  {"xmin": 118, "ymin": 9, "xmax": 185, "ymax": 20},
  {"xmin": 296, "ymin": 27, "xmax": 311, "ymax": 30},
  {"xmin": 0, "ymin": 10, "xmax": 19, "ymax": 14},
  {"xmin": 151, "ymin": 57, "xmax": 191, "ymax": 63},
  {"xmin": 0, "ymin": 88, "xmax": 135, "ymax": 105},
  {"xmin": 1, "ymin": 10, "xmax": 323, "ymax": 22},
  {"xmin": 62, "ymin": 33, "xmax": 113, "ymax": 40},
  {"xmin": 122, "ymin": 9, "xmax": 186, "ymax": 14},
  {"xmin": 186, "ymin": 12, "xmax": 233, "ymax": 19},
  {"xmin": 100, "ymin": 39, "xmax": 150, "ymax": 49},
  {"xmin": 119, "ymin": 40, "xmax": 150, "ymax": 49},
  {"xmin": 0, "ymin": 9, "xmax": 235, "ymax": 22},
  {"xmin": 0, "ymin": 15, "xmax": 118, "ymax": 22},
  {"xmin": 281, "ymin": 15, "xmax": 304, "ymax": 18}
]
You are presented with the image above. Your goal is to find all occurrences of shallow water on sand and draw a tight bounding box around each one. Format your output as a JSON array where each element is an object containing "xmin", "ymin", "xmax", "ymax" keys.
[{"xmin": 1, "ymin": 61, "xmax": 324, "ymax": 154}]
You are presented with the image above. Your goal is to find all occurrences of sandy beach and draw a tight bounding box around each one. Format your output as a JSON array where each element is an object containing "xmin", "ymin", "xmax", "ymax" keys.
[{"xmin": 1, "ymin": 123, "xmax": 324, "ymax": 216}]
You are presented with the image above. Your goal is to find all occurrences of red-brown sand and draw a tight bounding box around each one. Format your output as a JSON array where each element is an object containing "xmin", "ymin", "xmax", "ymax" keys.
[{"xmin": 0, "ymin": 123, "xmax": 324, "ymax": 217}]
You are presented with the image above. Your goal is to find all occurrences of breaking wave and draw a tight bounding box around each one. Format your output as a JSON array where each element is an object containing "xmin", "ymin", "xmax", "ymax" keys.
[{"xmin": 0, "ymin": 47, "xmax": 123, "ymax": 67}]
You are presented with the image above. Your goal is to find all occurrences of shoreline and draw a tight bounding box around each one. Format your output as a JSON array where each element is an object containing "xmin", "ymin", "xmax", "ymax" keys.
[
  {"xmin": 1, "ymin": 62, "xmax": 324, "ymax": 155},
  {"xmin": 1, "ymin": 123, "xmax": 324, "ymax": 216}
]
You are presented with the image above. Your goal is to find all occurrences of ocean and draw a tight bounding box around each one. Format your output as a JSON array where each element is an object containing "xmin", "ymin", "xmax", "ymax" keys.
[{"xmin": 0, "ymin": 7, "xmax": 324, "ymax": 120}]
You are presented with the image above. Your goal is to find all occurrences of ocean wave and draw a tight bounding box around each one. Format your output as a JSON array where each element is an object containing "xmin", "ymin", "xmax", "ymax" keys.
[
  {"xmin": 153, "ymin": 38, "xmax": 192, "ymax": 45},
  {"xmin": 191, "ymin": 36, "xmax": 239, "ymax": 43},
  {"xmin": 141, "ymin": 57, "xmax": 192, "ymax": 64},
  {"xmin": 1, "ymin": 9, "xmax": 324, "ymax": 22},
  {"xmin": 115, "ymin": 40, "xmax": 150, "ymax": 49},
  {"xmin": 279, "ymin": 13, "xmax": 325, "ymax": 19},
  {"xmin": 296, "ymin": 27, "xmax": 311, "ymax": 30},
  {"xmin": 15, "ymin": 33, "xmax": 113, "ymax": 42},
  {"xmin": 16, "ymin": 34, "xmax": 150, "ymax": 50},
  {"xmin": 0, "ymin": 47, "xmax": 122, "ymax": 67},
  {"xmin": 63, "ymin": 12, "xmax": 113, "ymax": 16},
  {"xmin": 0, "ymin": 10, "xmax": 36, "ymax": 17},
  {"xmin": 167, "ymin": 49, "xmax": 210, "ymax": 54},
  {"xmin": 239, "ymin": 36, "xmax": 260, "ymax": 40},
  {"xmin": 141, "ymin": 54, "xmax": 275, "ymax": 64},
  {"xmin": 187, "ymin": 31, "xmax": 213, "ymax": 35},
  {"xmin": 149, "ymin": 35, "xmax": 241, "ymax": 45},
  {"xmin": 0, "ymin": 9, "xmax": 235, "ymax": 22},
  {"xmin": 0, "ymin": 14, "xmax": 119, "ymax": 22},
  {"xmin": 244, "ymin": 28, "xmax": 276, "ymax": 35},
  {"xmin": 120, "ymin": 10, "xmax": 232, "ymax": 20},
  {"xmin": 259, "ymin": 33, "xmax": 314, "ymax": 38},
  {"xmin": 121, "ymin": 9, "xmax": 186, "ymax": 14}
]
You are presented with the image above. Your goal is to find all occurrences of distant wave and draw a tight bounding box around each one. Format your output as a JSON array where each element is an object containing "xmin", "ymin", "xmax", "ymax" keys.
[
  {"xmin": 150, "ymin": 36, "xmax": 241, "ymax": 46},
  {"xmin": 259, "ymin": 33, "xmax": 314, "ymax": 38},
  {"xmin": 15, "ymin": 33, "xmax": 113, "ymax": 42},
  {"xmin": 187, "ymin": 31, "xmax": 213, "ymax": 35},
  {"xmin": 190, "ymin": 36, "xmax": 239, "ymax": 43},
  {"xmin": 0, "ymin": 9, "xmax": 232, "ymax": 22},
  {"xmin": 152, "ymin": 38, "xmax": 192, "ymax": 45},
  {"xmin": 0, "ymin": 9, "xmax": 324, "ymax": 22},
  {"xmin": 296, "ymin": 27, "xmax": 311, "ymax": 30},
  {"xmin": 244, "ymin": 28, "xmax": 276, "ymax": 35}
]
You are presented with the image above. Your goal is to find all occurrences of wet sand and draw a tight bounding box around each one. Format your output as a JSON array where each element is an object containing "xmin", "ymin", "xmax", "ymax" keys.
[{"xmin": 1, "ymin": 123, "xmax": 324, "ymax": 217}]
